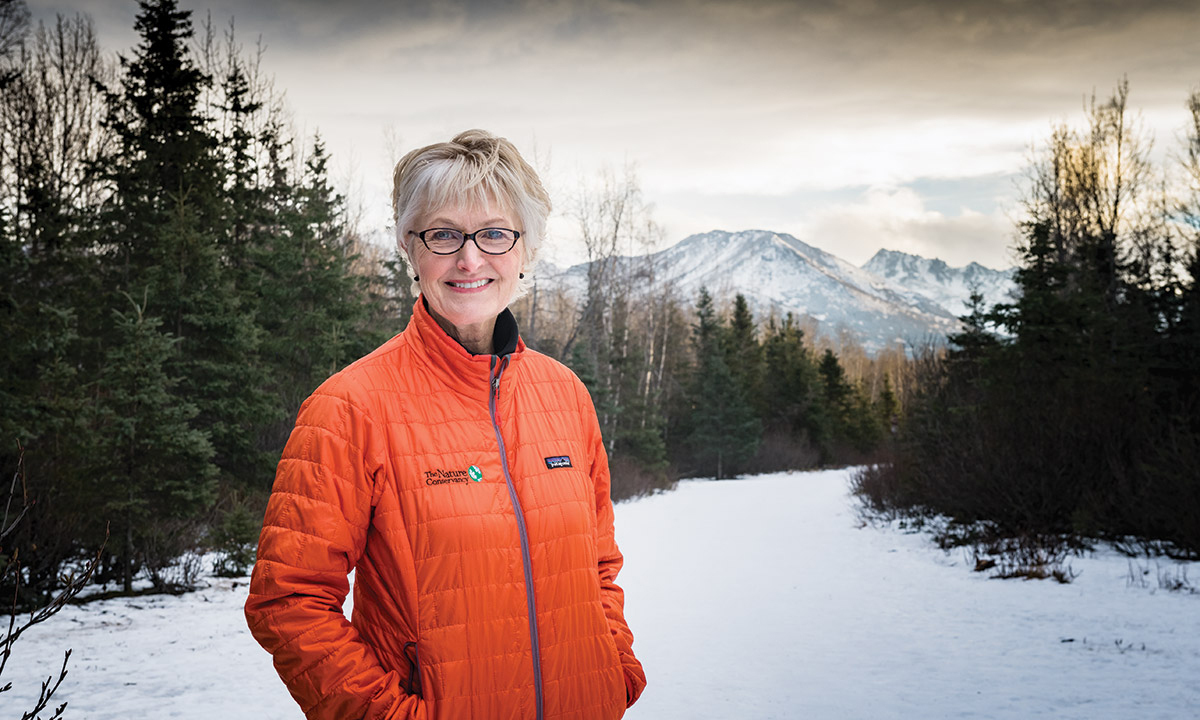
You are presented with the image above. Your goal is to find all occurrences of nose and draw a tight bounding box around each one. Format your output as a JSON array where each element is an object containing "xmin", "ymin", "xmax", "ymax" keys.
[{"xmin": 455, "ymin": 238, "xmax": 486, "ymax": 272}]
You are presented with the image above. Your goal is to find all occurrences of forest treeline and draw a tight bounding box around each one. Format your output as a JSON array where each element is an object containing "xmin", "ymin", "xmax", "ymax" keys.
[
  {"xmin": 1, "ymin": 0, "xmax": 890, "ymax": 608},
  {"xmin": 0, "ymin": 0, "xmax": 414, "ymax": 605},
  {"xmin": 856, "ymin": 80, "xmax": 1200, "ymax": 560}
]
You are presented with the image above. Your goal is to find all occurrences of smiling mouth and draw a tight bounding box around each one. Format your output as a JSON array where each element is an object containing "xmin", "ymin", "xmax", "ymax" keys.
[{"xmin": 447, "ymin": 279, "xmax": 492, "ymax": 289}]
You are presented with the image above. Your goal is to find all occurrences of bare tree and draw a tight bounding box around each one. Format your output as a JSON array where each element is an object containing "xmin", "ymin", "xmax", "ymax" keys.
[
  {"xmin": 1024, "ymin": 78, "xmax": 1154, "ymax": 304},
  {"xmin": 558, "ymin": 165, "xmax": 672, "ymax": 443},
  {"xmin": 0, "ymin": 11, "xmax": 114, "ymax": 240},
  {"xmin": 0, "ymin": 0, "xmax": 30, "ymax": 88},
  {"xmin": 1, "ymin": 447, "xmax": 105, "ymax": 720},
  {"xmin": 1183, "ymin": 88, "xmax": 1200, "ymax": 234}
]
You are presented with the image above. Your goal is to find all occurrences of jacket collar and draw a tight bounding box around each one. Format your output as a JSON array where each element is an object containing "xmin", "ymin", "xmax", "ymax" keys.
[{"xmin": 407, "ymin": 296, "xmax": 525, "ymax": 399}]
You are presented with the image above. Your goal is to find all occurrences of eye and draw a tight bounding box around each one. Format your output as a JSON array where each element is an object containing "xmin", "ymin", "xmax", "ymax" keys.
[
  {"xmin": 479, "ymin": 228, "xmax": 508, "ymax": 241},
  {"xmin": 428, "ymin": 229, "xmax": 458, "ymax": 241}
]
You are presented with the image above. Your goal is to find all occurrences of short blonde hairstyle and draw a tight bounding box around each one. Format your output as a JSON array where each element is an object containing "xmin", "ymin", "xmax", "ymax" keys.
[{"xmin": 392, "ymin": 129, "xmax": 552, "ymax": 300}]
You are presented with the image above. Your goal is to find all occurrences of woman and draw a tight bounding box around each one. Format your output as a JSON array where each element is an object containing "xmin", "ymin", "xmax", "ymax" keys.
[{"xmin": 245, "ymin": 130, "xmax": 646, "ymax": 720}]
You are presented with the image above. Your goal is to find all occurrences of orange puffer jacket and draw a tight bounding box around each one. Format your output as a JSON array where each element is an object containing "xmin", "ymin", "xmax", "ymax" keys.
[{"xmin": 245, "ymin": 298, "xmax": 646, "ymax": 720}]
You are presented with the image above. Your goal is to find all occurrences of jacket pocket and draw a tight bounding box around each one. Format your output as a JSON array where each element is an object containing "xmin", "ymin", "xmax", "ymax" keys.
[
  {"xmin": 402, "ymin": 641, "xmax": 422, "ymax": 698},
  {"xmin": 599, "ymin": 623, "xmax": 627, "ymax": 711}
]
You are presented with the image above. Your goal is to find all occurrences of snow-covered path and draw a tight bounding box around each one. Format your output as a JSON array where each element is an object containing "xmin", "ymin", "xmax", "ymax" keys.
[
  {"xmin": 621, "ymin": 471, "xmax": 1198, "ymax": 719},
  {"xmin": 6, "ymin": 470, "xmax": 1198, "ymax": 718}
]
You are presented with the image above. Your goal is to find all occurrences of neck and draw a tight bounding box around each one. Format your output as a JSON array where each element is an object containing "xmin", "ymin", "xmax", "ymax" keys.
[{"xmin": 427, "ymin": 305, "xmax": 496, "ymax": 355}]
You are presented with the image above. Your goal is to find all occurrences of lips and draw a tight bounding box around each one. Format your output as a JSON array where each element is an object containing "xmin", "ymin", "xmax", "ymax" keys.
[{"xmin": 447, "ymin": 278, "xmax": 492, "ymax": 289}]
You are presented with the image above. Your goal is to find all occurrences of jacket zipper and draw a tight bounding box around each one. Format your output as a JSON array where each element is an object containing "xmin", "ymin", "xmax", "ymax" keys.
[
  {"xmin": 402, "ymin": 641, "xmax": 421, "ymax": 697},
  {"xmin": 490, "ymin": 355, "xmax": 544, "ymax": 720}
]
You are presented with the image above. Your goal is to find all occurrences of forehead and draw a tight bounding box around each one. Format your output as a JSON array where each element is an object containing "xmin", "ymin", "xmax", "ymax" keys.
[{"xmin": 421, "ymin": 194, "xmax": 515, "ymax": 226}]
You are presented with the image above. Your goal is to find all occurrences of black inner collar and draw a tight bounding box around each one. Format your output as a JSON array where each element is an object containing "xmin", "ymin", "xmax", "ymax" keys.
[
  {"xmin": 492, "ymin": 308, "xmax": 519, "ymax": 356},
  {"xmin": 420, "ymin": 296, "xmax": 520, "ymax": 357}
]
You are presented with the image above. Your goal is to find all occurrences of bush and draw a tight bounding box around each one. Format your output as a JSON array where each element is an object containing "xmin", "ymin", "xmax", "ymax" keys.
[
  {"xmin": 608, "ymin": 455, "xmax": 675, "ymax": 502},
  {"xmin": 209, "ymin": 494, "xmax": 263, "ymax": 577},
  {"xmin": 742, "ymin": 429, "xmax": 821, "ymax": 475},
  {"xmin": 850, "ymin": 461, "xmax": 911, "ymax": 517}
]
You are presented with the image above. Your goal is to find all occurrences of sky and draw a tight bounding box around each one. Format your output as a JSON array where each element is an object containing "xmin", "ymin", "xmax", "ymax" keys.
[{"xmin": 24, "ymin": 0, "xmax": 1200, "ymax": 269}]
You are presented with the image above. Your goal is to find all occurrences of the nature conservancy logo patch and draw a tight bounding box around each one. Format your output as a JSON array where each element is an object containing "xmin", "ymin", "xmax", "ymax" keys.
[
  {"xmin": 424, "ymin": 465, "xmax": 484, "ymax": 486},
  {"xmin": 544, "ymin": 455, "xmax": 572, "ymax": 469}
]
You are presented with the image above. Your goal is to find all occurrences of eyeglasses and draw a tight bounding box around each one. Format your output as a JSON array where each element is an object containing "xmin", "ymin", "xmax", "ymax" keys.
[{"xmin": 409, "ymin": 227, "xmax": 521, "ymax": 255}]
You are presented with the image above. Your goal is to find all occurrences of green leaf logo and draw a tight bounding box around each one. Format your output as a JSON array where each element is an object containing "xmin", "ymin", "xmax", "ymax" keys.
[{"xmin": 468, "ymin": 465, "xmax": 483, "ymax": 482}]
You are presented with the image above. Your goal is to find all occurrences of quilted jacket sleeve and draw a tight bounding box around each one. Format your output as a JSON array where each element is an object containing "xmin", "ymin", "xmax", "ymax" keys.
[
  {"xmin": 244, "ymin": 385, "xmax": 424, "ymax": 720},
  {"xmin": 581, "ymin": 382, "xmax": 648, "ymax": 707}
]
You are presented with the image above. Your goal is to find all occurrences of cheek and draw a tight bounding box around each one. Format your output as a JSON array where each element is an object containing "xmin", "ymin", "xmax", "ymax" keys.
[
  {"xmin": 410, "ymin": 248, "xmax": 439, "ymax": 277},
  {"xmin": 502, "ymin": 256, "xmax": 523, "ymax": 281},
  {"xmin": 510, "ymin": 241, "xmax": 527, "ymax": 277}
]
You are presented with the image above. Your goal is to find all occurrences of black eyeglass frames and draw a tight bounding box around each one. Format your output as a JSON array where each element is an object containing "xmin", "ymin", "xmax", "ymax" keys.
[{"xmin": 409, "ymin": 227, "xmax": 520, "ymax": 255}]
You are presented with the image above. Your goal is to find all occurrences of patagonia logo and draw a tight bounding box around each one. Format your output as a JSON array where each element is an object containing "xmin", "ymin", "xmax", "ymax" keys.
[
  {"xmin": 424, "ymin": 465, "xmax": 484, "ymax": 485},
  {"xmin": 544, "ymin": 455, "xmax": 572, "ymax": 469}
]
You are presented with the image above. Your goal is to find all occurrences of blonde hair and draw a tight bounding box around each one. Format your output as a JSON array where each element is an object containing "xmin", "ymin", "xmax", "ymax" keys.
[{"xmin": 392, "ymin": 129, "xmax": 552, "ymax": 299}]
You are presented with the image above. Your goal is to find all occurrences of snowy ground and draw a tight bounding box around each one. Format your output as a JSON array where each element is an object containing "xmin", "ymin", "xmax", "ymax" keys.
[{"xmin": 6, "ymin": 469, "xmax": 1198, "ymax": 719}]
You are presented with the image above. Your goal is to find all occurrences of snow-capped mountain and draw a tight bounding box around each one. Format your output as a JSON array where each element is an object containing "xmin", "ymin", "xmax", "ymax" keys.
[
  {"xmin": 547, "ymin": 229, "xmax": 969, "ymax": 352},
  {"xmin": 862, "ymin": 249, "xmax": 1016, "ymax": 318}
]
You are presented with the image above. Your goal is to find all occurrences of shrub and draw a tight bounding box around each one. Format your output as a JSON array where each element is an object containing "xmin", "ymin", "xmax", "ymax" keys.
[{"xmin": 210, "ymin": 495, "xmax": 263, "ymax": 578}]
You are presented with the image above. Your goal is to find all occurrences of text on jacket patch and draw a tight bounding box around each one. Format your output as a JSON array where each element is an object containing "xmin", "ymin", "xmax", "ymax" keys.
[{"xmin": 424, "ymin": 465, "xmax": 484, "ymax": 485}]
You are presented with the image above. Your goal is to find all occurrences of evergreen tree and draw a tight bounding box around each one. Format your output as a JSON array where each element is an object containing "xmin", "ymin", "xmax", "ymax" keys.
[
  {"xmin": 88, "ymin": 296, "xmax": 216, "ymax": 592},
  {"xmin": 1, "ymin": 0, "xmax": 418, "ymax": 602},
  {"xmin": 0, "ymin": 11, "xmax": 112, "ymax": 605},
  {"xmin": 871, "ymin": 81, "xmax": 1200, "ymax": 553},
  {"xmin": 215, "ymin": 56, "xmax": 263, "ymax": 277},
  {"xmin": 817, "ymin": 348, "xmax": 881, "ymax": 457},
  {"xmin": 99, "ymin": 0, "xmax": 272, "ymax": 483},
  {"xmin": 378, "ymin": 247, "xmax": 418, "ymax": 330},
  {"xmin": 252, "ymin": 136, "xmax": 383, "ymax": 456},
  {"xmin": 875, "ymin": 373, "xmax": 900, "ymax": 440},
  {"xmin": 762, "ymin": 312, "xmax": 826, "ymax": 448},
  {"xmin": 724, "ymin": 294, "xmax": 765, "ymax": 415},
  {"xmin": 685, "ymin": 288, "xmax": 760, "ymax": 479},
  {"xmin": 948, "ymin": 290, "xmax": 999, "ymax": 364},
  {"xmin": 817, "ymin": 349, "xmax": 852, "ymax": 448}
]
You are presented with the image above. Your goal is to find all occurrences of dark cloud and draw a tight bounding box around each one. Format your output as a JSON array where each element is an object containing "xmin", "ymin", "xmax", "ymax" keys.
[{"xmin": 24, "ymin": 0, "xmax": 1200, "ymax": 265}]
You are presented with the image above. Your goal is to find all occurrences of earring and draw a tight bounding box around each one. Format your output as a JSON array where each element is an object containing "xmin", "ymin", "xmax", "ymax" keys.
[
  {"xmin": 413, "ymin": 275, "xmax": 419, "ymax": 282},
  {"xmin": 519, "ymin": 273, "xmax": 525, "ymax": 279}
]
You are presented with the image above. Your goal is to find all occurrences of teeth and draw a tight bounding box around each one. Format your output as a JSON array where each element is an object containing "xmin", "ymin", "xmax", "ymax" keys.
[{"xmin": 449, "ymin": 279, "xmax": 490, "ymax": 289}]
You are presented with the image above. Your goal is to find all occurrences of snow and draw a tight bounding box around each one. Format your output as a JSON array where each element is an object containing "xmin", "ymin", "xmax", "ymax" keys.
[
  {"xmin": 6, "ymin": 469, "xmax": 1197, "ymax": 718},
  {"xmin": 863, "ymin": 248, "xmax": 1016, "ymax": 318}
]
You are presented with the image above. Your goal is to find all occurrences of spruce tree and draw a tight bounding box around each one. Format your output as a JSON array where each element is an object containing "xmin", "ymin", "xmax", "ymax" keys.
[
  {"xmin": 252, "ymin": 136, "xmax": 383, "ymax": 456},
  {"xmin": 685, "ymin": 288, "xmax": 760, "ymax": 479},
  {"xmin": 0, "ymin": 12, "xmax": 111, "ymax": 604},
  {"xmin": 216, "ymin": 57, "xmax": 263, "ymax": 277},
  {"xmin": 875, "ymin": 374, "xmax": 900, "ymax": 438},
  {"xmin": 89, "ymin": 297, "xmax": 215, "ymax": 592},
  {"xmin": 724, "ymin": 294, "xmax": 765, "ymax": 415},
  {"xmin": 99, "ymin": 0, "xmax": 272, "ymax": 484},
  {"xmin": 817, "ymin": 349, "xmax": 852, "ymax": 450},
  {"xmin": 816, "ymin": 348, "xmax": 881, "ymax": 457},
  {"xmin": 762, "ymin": 312, "xmax": 827, "ymax": 451}
]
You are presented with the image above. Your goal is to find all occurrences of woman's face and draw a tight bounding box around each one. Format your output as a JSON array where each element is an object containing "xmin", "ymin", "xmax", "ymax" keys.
[{"xmin": 406, "ymin": 198, "xmax": 525, "ymax": 346}]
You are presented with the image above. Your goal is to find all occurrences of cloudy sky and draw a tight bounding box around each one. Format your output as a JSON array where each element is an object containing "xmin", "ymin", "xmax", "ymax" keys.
[{"xmin": 26, "ymin": 0, "xmax": 1200, "ymax": 269}]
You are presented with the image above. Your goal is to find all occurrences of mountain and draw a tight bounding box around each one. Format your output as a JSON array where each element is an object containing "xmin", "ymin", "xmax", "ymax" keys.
[
  {"xmin": 862, "ymin": 249, "xmax": 1016, "ymax": 318},
  {"xmin": 548, "ymin": 229, "xmax": 968, "ymax": 352}
]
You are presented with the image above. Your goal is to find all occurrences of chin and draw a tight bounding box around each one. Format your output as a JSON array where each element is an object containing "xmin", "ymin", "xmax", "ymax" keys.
[{"xmin": 431, "ymin": 292, "xmax": 507, "ymax": 327}]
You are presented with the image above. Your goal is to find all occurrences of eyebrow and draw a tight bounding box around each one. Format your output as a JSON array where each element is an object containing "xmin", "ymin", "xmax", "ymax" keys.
[{"xmin": 426, "ymin": 217, "xmax": 512, "ymax": 228}]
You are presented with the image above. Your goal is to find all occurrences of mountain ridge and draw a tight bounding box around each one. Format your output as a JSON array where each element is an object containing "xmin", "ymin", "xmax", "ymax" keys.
[
  {"xmin": 541, "ymin": 229, "xmax": 1016, "ymax": 352},
  {"xmin": 862, "ymin": 248, "xmax": 1015, "ymax": 318}
]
